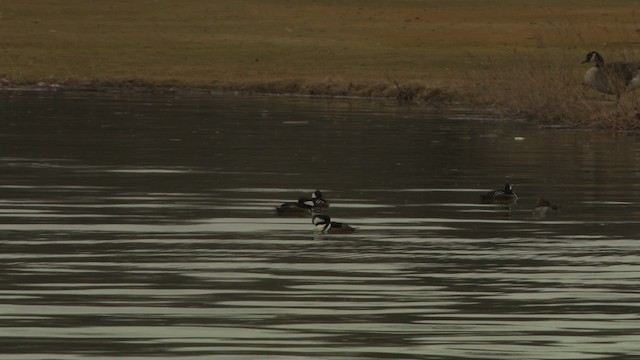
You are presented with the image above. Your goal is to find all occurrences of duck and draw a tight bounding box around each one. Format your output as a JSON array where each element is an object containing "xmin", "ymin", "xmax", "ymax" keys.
[
  {"xmin": 274, "ymin": 190, "xmax": 329, "ymax": 216},
  {"xmin": 534, "ymin": 197, "xmax": 559, "ymax": 217},
  {"xmin": 312, "ymin": 214, "xmax": 356, "ymax": 234},
  {"xmin": 310, "ymin": 190, "xmax": 330, "ymax": 208},
  {"xmin": 275, "ymin": 197, "xmax": 315, "ymax": 216},
  {"xmin": 581, "ymin": 51, "xmax": 640, "ymax": 103},
  {"xmin": 481, "ymin": 183, "xmax": 518, "ymax": 204}
]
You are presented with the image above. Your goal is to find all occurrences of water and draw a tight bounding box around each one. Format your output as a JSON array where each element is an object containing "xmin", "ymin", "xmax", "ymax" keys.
[{"xmin": 1, "ymin": 90, "xmax": 640, "ymax": 359}]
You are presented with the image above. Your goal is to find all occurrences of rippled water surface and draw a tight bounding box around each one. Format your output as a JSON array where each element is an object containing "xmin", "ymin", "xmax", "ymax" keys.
[{"xmin": 1, "ymin": 91, "xmax": 640, "ymax": 359}]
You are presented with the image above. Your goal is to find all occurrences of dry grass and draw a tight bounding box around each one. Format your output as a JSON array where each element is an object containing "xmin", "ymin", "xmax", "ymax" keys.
[
  {"xmin": 470, "ymin": 47, "xmax": 640, "ymax": 130},
  {"xmin": 2, "ymin": 1, "xmax": 640, "ymax": 127}
]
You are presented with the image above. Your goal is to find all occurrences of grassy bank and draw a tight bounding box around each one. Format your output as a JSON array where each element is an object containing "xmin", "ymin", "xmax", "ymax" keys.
[{"xmin": 2, "ymin": 1, "xmax": 640, "ymax": 127}]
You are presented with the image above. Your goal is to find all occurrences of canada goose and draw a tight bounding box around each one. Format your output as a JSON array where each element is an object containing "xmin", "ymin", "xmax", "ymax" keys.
[{"xmin": 581, "ymin": 51, "xmax": 640, "ymax": 103}]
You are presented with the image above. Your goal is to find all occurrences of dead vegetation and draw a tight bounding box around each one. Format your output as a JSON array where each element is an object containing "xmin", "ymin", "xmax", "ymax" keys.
[
  {"xmin": 2, "ymin": 1, "xmax": 640, "ymax": 128},
  {"xmin": 469, "ymin": 48, "xmax": 640, "ymax": 130}
]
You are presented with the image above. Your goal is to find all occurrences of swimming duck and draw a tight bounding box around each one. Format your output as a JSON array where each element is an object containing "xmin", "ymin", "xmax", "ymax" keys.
[
  {"xmin": 582, "ymin": 51, "xmax": 640, "ymax": 103},
  {"xmin": 275, "ymin": 197, "xmax": 315, "ymax": 216},
  {"xmin": 311, "ymin": 190, "xmax": 330, "ymax": 208},
  {"xmin": 275, "ymin": 190, "xmax": 329, "ymax": 216},
  {"xmin": 534, "ymin": 197, "xmax": 559, "ymax": 217},
  {"xmin": 312, "ymin": 214, "xmax": 356, "ymax": 234},
  {"xmin": 481, "ymin": 183, "xmax": 518, "ymax": 204}
]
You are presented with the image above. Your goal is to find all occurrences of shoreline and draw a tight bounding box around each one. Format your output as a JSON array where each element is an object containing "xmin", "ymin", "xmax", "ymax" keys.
[
  {"xmin": 2, "ymin": 77, "xmax": 638, "ymax": 131},
  {"xmin": 3, "ymin": 0, "xmax": 640, "ymax": 128},
  {"xmin": 0, "ymin": 78, "xmax": 464, "ymax": 106}
]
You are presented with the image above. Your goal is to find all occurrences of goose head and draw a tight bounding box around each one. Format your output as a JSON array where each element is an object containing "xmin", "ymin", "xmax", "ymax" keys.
[{"xmin": 582, "ymin": 51, "xmax": 604, "ymax": 67}]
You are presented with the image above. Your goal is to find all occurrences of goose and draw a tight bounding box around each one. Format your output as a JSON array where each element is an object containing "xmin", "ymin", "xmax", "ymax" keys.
[{"xmin": 581, "ymin": 51, "xmax": 640, "ymax": 103}]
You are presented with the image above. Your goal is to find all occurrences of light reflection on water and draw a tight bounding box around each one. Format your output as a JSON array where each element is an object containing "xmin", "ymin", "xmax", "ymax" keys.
[{"xmin": 1, "ymin": 92, "xmax": 640, "ymax": 359}]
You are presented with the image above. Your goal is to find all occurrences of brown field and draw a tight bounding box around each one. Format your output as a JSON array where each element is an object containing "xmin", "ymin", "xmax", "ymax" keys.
[{"xmin": 2, "ymin": 1, "xmax": 640, "ymax": 127}]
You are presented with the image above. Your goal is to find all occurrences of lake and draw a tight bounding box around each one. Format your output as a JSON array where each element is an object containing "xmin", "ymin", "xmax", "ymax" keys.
[{"xmin": 1, "ymin": 90, "xmax": 639, "ymax": 359}]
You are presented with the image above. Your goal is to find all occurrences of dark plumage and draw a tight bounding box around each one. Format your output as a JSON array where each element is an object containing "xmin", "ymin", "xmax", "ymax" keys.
[
  {"xmin": 312, "ymin": 214, "xmax": 356, "ymax": 234},
  {"xmin": 481, "ymin": 183, "xmax": 518, "ymax": 204},
  {"xmin": 534, "ymin": 197, "xmax": 559, "ymax": 217},
  {"xmin": 275, "ymin": 190, "xmax": 329, "ymax": 216},
  {"xmin": 582, "ymin": 51, "xmax": 640, "ymax": 103},
  {"xmin": 310, "ymin": 190, "xmax": 329, "ymax": 208},
  {"xmin": 275, "ymin": 197, "xmax": 315, "ymax": 216}
]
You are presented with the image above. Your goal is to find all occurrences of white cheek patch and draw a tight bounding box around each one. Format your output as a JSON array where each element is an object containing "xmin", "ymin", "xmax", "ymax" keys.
[
  {"xmin": 314, "ymin": 223, "xmax": 329, "ymax": 232},
  {"xmin": 312, "ymin": 216, "xmax": 331, "ymax": 232}
]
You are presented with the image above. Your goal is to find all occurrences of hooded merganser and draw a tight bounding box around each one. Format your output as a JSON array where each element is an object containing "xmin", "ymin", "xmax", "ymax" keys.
[
  {"xmin": 311, "ymin": 190, "xmax": 329, "ymax": 208},
  {"xmin": 481, "ymin": 183, "xmax": 518, "ymax": 204},
  {"xmin": 275, "ymin": 190, "xmax": 329, "ymax": 216},
  {"xmin": 534, "ymin": 197, "xmax": 559, "ymax": 217},
  {"xmin": 312, "ymin": 214, "xmax": 356, "ymax": 234},
  {"xmin": 275, "ymin": 197, "xmax": 315, "ymax": 216}
]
